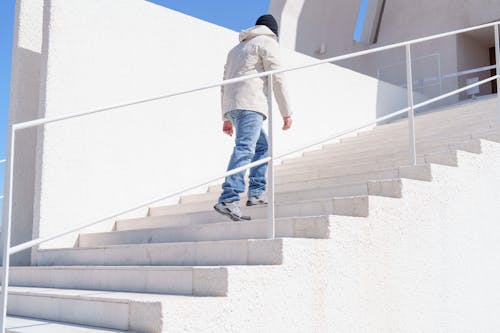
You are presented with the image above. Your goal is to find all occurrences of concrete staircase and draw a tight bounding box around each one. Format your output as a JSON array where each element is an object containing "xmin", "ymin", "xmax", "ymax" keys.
[{"xmin": 6, "ymin": 96, "xmax": 500, "ymax": 332}]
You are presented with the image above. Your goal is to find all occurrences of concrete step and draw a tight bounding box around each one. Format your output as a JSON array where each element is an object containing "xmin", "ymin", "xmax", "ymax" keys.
[
  {"xmin": 180, "ymin": 180, "xmax": 370, "ymax": 204},
  {"xmin": 306, "ymin": 131, "xmax": 499, "ymax": 159},
  {"xmin": 275, "ymin": 151, "xmax": 459, "ymax": 184},
  {"xmin": 276, "ymin": 164, "xmax": 432, "ymax": 194},
  {"xmin": 276, "ymin": 149, "xmax": 458, "ymax": 177},
  {"xmin": 152, "ymin": 180, "xmax": 403, "ymax": 217},
  {"xmin": 330, "ymin": 124, "xmax": 500, "ymax": 153},
  {"xmin": 282, "ymin": 137, "xmax": 483, "ymax": 167},
  {"xmin": 6, "ymin": 316, "xmax": 133, "ymax": 333},
  {"xmin": 356, "ymin": 98, "xmax": 497, "ymax": 135},
  {"xmin": 205, "ymin": 163, "xmax": 432, "ymax": 197},
  {"xmin": 83, "ymin": 216, "xmax": 332, "ymax": 246},
  {"xmin": 276, "ymin": 141, "xmax": 477, "ymax": 173},
  {"xmin": 352, "ymin": 112, "xmax": 498, "ymax": 142},
  {"xmin": 6, "ymin": 287, "xmax": 161, "ymax": 332},
  {"xmin": 10, "ymin": 266, "xmax": 229, "ymax": 296},
  {"xmin": 36, "ymin": 238, "xmax": 285, "ymax": 266},
  {"xmin": 148, "ymin": 192, "xmax": 371, "ymax": 221}
]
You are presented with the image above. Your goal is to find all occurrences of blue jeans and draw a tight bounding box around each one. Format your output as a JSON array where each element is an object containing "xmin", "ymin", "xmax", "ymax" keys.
[{"xmin": 219, "ymin": 110, "xmax": 269, "ymax": 203}]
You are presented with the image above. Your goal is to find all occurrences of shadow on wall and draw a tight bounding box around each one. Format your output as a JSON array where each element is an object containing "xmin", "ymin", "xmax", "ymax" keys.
[{"xmin": 4, "ymin": 47, "xmax": 41, "ymax": 266}]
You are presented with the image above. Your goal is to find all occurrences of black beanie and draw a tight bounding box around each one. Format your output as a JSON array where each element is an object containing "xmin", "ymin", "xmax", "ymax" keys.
[{"xmin": 256, "ymin": 14, "xmax": 279, "ymax": 37}]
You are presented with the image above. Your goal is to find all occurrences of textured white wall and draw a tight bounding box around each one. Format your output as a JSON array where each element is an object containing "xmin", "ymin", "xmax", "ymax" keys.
[
  {"xmin": 23, "ymin": 0, "xmax": 409, "ymax": 253},
  {"xmin": 2, "ymin": 0, "xmax": 45, "ymax": 265}
]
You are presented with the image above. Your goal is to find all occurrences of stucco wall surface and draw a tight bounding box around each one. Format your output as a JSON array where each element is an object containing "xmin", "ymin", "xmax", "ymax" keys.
[
  {"xmin": 22, "ymin": 0, "xmax": 409, "ymax": 252},
  {"xmin": 2, "ymin": 0, "xmax": 45, "ymax": 265},
  {"xmin": 149, "ymin": 140, "xmax": 500, "ymax": 332}
]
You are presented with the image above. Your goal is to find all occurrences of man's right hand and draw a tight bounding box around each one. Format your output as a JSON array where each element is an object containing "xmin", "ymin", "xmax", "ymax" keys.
[
  {"xmin": 223, "ymin": 120, "xmax": 233, "ymax": 136},
  {"xmin": 282, "ymin": 116, "xmax": 292, "ymax": 130}
]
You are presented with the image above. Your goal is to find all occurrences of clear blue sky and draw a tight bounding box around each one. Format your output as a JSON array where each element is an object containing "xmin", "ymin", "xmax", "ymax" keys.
[{"xmin": 0, "ymin": 0, "xmax": 270, "ymax": 221}]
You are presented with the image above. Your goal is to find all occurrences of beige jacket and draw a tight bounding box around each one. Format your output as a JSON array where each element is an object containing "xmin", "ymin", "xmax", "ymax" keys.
[{"xmin": 221, "ymin": 25, "xmax": 292, "ymax": 121}]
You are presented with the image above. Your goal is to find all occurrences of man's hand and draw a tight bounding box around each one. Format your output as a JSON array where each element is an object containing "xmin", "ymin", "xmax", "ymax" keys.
[
  {"xmin": 282, "ymin": 116, "xmax": 292, "ymax": 130},
  {"xmin": 223, "ymin": 120, "xmax": 233, "ymax": 136}
]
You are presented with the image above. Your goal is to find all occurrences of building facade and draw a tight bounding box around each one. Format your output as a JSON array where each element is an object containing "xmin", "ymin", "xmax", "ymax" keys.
[{"xmin": 270, "ymin": 0, "xmax": 500, "ymax": 102}]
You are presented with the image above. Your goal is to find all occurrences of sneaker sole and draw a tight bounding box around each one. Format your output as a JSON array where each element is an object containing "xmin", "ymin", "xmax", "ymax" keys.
[
  {"xmin": 213, "ymin": 205, "xmax": 251, "ymax": 222},
  {"xmin": 246, "ymin": 201, "xmax": 269, "ymax": 207}
]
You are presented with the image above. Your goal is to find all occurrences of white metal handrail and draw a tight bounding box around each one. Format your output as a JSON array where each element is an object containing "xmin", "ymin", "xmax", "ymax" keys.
[
  {"xmin": 0, "ymin": 20, "xmax": 499, "ymax": 332},
  {"xmin": 0, "ymin": 160, "xmax": 5, "ymax": 201}
]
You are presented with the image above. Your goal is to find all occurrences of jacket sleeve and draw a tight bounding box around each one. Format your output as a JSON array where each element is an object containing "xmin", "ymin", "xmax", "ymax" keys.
[
  {"xmin": 259, "ymin": 39, "xmax": 292, "ymax": 118},
  {"xmin": 221, "ymin": 62, "xmax": 228, "ymax": 121}
]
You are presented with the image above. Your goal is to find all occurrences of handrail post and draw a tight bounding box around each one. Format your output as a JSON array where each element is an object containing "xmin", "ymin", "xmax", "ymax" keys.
[
  {"xmin": 405, "ymin": 44, "xmax": 417, "ymax": 166},
  {"xmin": 495, "ymin": 24, "xmax": 500, "ymax": 121},
  {"xmin": 0, "ymin": 129, "xmax": 16, "ymax": 332},
  {"xmin": 267, "ymin": 74, "xmax": 275, "ymax": 239}
]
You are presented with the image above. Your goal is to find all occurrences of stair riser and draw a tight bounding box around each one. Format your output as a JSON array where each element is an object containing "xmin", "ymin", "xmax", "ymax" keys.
[
  {"xmin": 329, "ymin": 125, "xmax": 499, "ymax": 153},
  {"xmin": 36, "ymin": 239, "xmax": 284, "ymax": 266},
  {"xmin": 149, "ymin": 194, "xmax": 369, "ymax": 220},
  {"xmin": 276, "ymin": 147, "xmax": 465, "ymax": 174},
  {"xmin": 9, "ymin": 267, "xmax": 228, "ymax": 296},
  {"xmin": 352, "ymin": 123, "xmax": 490, "ymax": 143},
  {"xmin": 276, "ymin": 150, "xmax": 457, "ymax": 177},
  {"xmin": 283, "ymin": 139, "xmax": 482, "ymax": 167},
  {"xmin": 207, "ymin": 162, "xmax": 431, "ymax": 196},
  {"xmin": 276, "ymin": 150, "xmax": 459, "ymax": 180},
  {"xmin": 280, "ymin": 165, "xmax": 431, "ymax": 193},
  {"xmin": 83, "ymin": 217, "xmax": 331, "ymax": 246},
  {"xmin": 154, "ymin": 180, "xmax": 403, "ymax": 216},
  {"xmin": 305, "ymin": 131, "xmax": 497, "ymax": 158},
  {"xmin": 355, "ymin": 109, "xmax": 497, "ymax": 137},
  {"xmin": 7, "ymin": 293, "xmax": 132, "ymax": 331},
  {"xmin": 182, "ymin": 182, "xmax": 368, "ymax": 204}
]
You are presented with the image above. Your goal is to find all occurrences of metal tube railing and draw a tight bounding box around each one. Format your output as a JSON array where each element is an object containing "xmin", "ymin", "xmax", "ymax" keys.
[
  {"xmin": 405, "ymin": 44, "xmax": 417, "ymax": 166},
  {"xmin": 1, "ymin": 21, "xmax": 499, "ymax": 331},
  {"xmin": 495, "ymin": 24, "xmax": 500, "ymax": 119},
  {"xmin": 266, "ymin": 74, "xmax": 276, "ymax": 239},
  {"xmin": 0, "ymin": 160, "xmax": 5, "ymax": 201}
]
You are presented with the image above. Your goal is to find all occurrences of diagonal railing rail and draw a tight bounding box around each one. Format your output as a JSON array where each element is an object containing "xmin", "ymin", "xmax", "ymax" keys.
[{"xmin": 1, "ymin": 21, "xmax": 500, "ymax": 331}]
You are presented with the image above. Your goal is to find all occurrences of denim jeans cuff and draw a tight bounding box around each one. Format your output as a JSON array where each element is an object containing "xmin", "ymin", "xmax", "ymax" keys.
[{"xmin": 248, "ymin": 191, "xmax": 265, "ymax": 197}]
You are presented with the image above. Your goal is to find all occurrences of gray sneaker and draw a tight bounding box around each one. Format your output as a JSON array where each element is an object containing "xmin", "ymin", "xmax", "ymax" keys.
[
  {"xmin": 246, "ymin": 195, "xmax": 268, "ymax": 207},
  {"xmin": 214, "ymin": 202, "xmax": 251, "ymax": 221}
]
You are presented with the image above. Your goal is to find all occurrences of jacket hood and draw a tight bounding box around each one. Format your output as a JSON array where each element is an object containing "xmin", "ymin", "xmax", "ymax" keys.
[{"xmin": 239, "ymin": 25, "xmax": 277, "ymax": 42}]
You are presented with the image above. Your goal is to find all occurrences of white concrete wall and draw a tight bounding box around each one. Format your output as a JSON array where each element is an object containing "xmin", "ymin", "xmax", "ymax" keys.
[
  {"xmin": 2, "ymin": 0, "xmax": 45, "ymax": 265},
  {"xmin": 13, "ymin": 0, "xmax": 410, "ymax": 255}
]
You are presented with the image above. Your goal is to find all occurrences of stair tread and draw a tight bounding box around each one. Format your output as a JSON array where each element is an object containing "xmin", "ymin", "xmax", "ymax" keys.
[{"xmin": 6, "ymin": 316, "xmax": 131, "ymax": 333}]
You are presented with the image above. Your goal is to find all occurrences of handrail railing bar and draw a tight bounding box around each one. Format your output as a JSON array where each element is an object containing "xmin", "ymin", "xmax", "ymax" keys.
[
  {"xmin": 442, "ymin": 65, "xmax": 496, "ymax": 79},
  {"xmin": 12, "ymin": 71, "xmax": 280, "ymax": 131},
  {"xmin": 276, "ymin": 108, "xmax": 411, "ymax": 160},
  {"xmin": 406, "ymin": 44, "xmax": 417, "ymax": 166},
  {"xmin": 413, "ymin": 75, "xmax": 499, "ymax": 111},
  {"xmin": 400, "ymin": 65, "xmax": 497, "ymax": 88},
  {"xmin": 9, "ymin": 74, "xmax": 497, "ymax": 255},
  {"xmin": 9, "ymin": 156, "xmax": 271, "ymax": 255},
  {"xmin": 0, "ymin": 131, "xmax": 15, "ymax": 332},
  {"xmin": 11, "ymin": 21, "xmax": 500, "ymax": 131},
  {"xmin": 266, "ymin": 74, "xmax": 276, "ymax": 239},
  {"xmin": 276, "ymin": 21, "xmax": 500, "ymax": 76},
  {"xmin": 495, "ymin": 24, "xmax": 500, "ymax": 120},
  {"xmin": 378, "ymin": 53, "xmax": 440, "ymax": 73},
  {"xmin": 10, "ymin": 107, "xmax": 411, "ymax": 254},
  {"xmin": 0, "ymin": 160, "xmax": 5, "ymax": 164}
]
